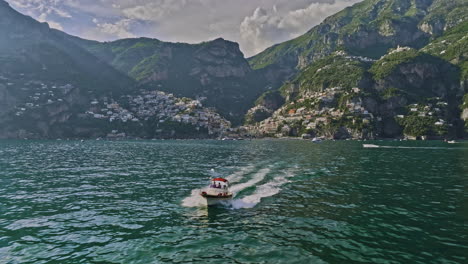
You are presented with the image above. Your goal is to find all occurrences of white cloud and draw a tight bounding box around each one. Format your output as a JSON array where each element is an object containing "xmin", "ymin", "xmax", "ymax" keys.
[
  {"xmin": 121, "ymin": 0, "xmax": 189, "ymax": 21},
  {"xmin": 83, "ymin": 18, "xmax": 136, "ymax": 40},
  {"xmin": 5, "ymin": 0, "xmax": 363, "ymax": 56},
  {"xmin": 7, "ymin": 0, "xmax": 69, "ymax": 30},
  {"xmin": 94, "ymin": 18, "xmax": 135, "ymax": 38},
  {"xmin": 8, "ymin": 0, "xmax": 71, "ymax": 17}
]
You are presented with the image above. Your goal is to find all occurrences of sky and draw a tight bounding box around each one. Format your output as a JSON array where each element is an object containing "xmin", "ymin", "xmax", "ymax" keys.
[{"xmin": 5, "ymin": 0, "xmax": 361, "ymax": 57}]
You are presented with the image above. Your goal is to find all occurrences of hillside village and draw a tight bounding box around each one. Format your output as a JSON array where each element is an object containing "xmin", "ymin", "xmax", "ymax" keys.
[
  {"xmin": 243, "ymin": 87, "xmax": 375, "ymax": 139},
  {"xmin": 1, "ymin": 72, "xmax": 231, "ymax": 139},
  {"xmin": 242, "ymin": 86, "xmax": 452, "ymax": 140},
  {"xmin": 85, "ymin": 90, "xmax": 231, "ymax": 137},
  {"xmin": 0, "ymin": 74, "xmax": 74, "ymax": 118}
]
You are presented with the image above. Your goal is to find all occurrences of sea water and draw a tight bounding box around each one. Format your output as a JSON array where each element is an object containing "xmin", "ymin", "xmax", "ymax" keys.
[{"xmin": 0, "ymin": 140, "xmax": 467, "ymax": 263}]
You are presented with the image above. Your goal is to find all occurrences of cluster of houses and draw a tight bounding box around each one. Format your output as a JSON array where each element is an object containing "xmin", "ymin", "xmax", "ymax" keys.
[
  {"xmin": 0, "ymin": 73, "xmax": 73, "ymax": 117},
  {"xmin": 397, "ymin": 99, "xmax": 449, "ymax": 127},
  {"xmin": 245, "ymin": 87, "xmax": 375, "ymax": 137},
  {"xmin": 85, "ymin": 90, "xmax": 231, "ymax": 136},
  {"xmin": 335, "ymin": 50, "xmax": 376, "ymax": 63},
  {"xmin": 386, "ymin": 45, "xmax": 413, "ymax": 56}
]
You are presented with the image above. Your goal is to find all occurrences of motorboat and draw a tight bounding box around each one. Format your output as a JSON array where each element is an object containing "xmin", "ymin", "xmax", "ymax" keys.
[
  {"xmin": 200, "ymin": 177, "xmax": 233, "ymax": 206},
  {"xmin": 363, "ymin": 144, "xmax": 380, "ymax": 148},
  {"xmin": 447, "ymin": 140, "xmax": 457, "ymax": 144},
  {"xmin": 311, "ymin": 137, "xmax": 323, "ymax": 143}
]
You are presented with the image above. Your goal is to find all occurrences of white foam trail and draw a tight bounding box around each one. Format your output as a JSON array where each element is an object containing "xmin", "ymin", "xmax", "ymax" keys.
[
  {"xmin": 229, "ymin": 168, "xmax": 270, "ymax": 194},
  {"xmin": 181, "ymin": 188, "xmax": 206, "ymax": 207},
  {"xmin": 364, "ymin": 144, "xmax": 467, "ymax": 150},
  {"xmin": 225, "ymin": 165, "xmax": 256, "ymax": 183},
  {"xmin": 231, "ymin": 170, "xmax": 294, "ymax": 209}
]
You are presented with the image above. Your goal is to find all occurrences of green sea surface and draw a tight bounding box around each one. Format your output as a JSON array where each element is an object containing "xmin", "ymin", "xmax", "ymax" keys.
[{"xmin": 0, "ymin": 140, "xmax": 467, "ymax": 263}]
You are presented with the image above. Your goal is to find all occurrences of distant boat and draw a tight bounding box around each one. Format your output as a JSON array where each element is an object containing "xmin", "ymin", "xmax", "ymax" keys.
[
  {"xmin": 447, "ymin": 140, "xmax": 457, "ymax": 144},
  {"xmin": 363, "ymin": 144, "xmax": 380, "ymax": 148},
  {"xmin": 311, "ymin": 137, "xmax": 323, "ymax": 143},
  {"xmin": 200, "ymin": 177, "xmax": 233, "ymax": 206}
]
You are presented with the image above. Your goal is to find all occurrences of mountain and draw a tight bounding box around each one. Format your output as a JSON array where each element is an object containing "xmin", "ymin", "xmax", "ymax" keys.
[
  {"xmin": 249, "ymin": 0, "xmax": 466, "ymax": 77},
  {"xmin": 70, "ymin": 37, "xmax": 269, "ymax": 124},
  {"xmin": 244, "ymin": 0, "xmax": 467, "ymax": 139},
  {"xmin": 0, "ymin": 1, "xmax": 135, "ymax": 93},
  {"xmin": 0, "ymin": 1, "xmax": 232, "ymax": 139},
  {"xmin": 0, "ymin": 0, "xmax": 141, "ymax": 138}
]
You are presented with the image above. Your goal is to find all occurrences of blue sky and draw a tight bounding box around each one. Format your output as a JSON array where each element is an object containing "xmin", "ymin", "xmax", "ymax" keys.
[{"xmin": 6, "ymin": 0, "xmax": 360, "ymax": 56}]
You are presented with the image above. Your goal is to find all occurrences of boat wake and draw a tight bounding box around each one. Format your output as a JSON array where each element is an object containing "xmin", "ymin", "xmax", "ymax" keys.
[
  {"xmin": 181, "ymin": 188, "xmax": 206, "ymax": 207},
  {"xmin": 363, "ymin": 144, "xmax": 467, "ymax": 150},
  {"xmin": 225, "ymin": 165, "xmax": 256, "ymax": 183},
  {"xmin": 229, "ymin": 168, "xmax": 270, "ymax": 193},
  {"xmin": 230, "ymin": 170, "xmax": 294, "ymax": 209}
]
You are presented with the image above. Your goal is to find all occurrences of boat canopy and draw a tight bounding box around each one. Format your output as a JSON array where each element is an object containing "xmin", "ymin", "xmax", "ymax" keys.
[{"xmin": 212, "ymin": 178, "xmax": 228, "ymax": 182}]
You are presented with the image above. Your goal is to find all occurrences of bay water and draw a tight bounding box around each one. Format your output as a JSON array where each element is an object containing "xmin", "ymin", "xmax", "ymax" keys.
[{"xmin": 0, "ymin": 140, "xmax": 467, "ymax": 263}]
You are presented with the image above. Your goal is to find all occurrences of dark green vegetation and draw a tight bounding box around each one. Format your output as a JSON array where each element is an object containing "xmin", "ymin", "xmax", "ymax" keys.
[{"xmin": 286, "ymin": 55, "xmax": 373, "ymax": 94}]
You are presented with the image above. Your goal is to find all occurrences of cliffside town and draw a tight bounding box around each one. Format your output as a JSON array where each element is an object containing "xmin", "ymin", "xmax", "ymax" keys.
[
  {"xmin": 242, "ymin": 86, "xmax": 452, "ymax": 140},
  {"xmin": 85, "ymin": 90, "xmax": 230, "ymax": 137},
  {"xmin": 0, "ymin": 72, "xmax": 231, "ymax": 139}
]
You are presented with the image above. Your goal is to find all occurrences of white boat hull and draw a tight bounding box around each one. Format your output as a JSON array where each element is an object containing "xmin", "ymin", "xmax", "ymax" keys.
[{"xmin": 204, "ymin": 196, "xmax": 232, "ymax": 206}]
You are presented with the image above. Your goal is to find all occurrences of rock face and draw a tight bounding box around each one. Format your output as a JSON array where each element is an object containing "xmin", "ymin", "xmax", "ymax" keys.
[
  {"xmin": 192, "ymin": 39, "xmax": 251, "ymax": 79},
  {"xmin": 372, "ymin": 54, "xmax": 463, "ymax": 98},
  {"xmin": 462, "ymin": 108, "xmax": 468, "ymax": 120}
]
